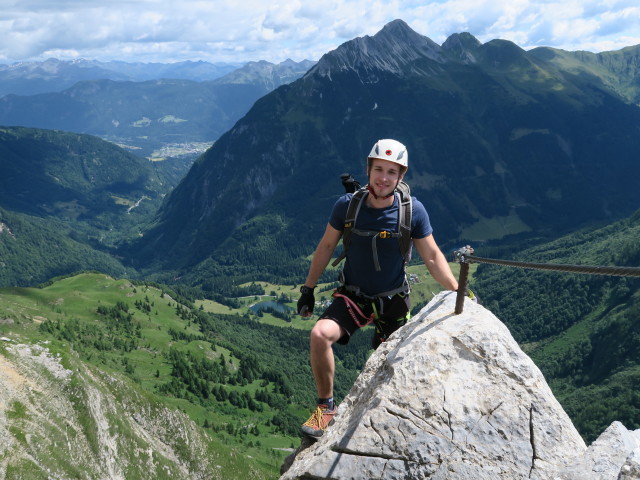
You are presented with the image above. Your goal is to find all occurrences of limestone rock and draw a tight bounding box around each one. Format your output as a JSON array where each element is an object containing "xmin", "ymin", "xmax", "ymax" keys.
[
  {"xmin": 281, "ymin": 292, "xmax": 638, "ymax": 479},
  {"xmin": 556, "ymin": 421, "xmax": 640, "ymax": 479},
  {"xmin": 619, "ymin": 449, "xmax": 640, "ymax": 480}
]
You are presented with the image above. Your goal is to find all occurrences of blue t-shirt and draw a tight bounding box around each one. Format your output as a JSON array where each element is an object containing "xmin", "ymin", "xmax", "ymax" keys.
[{"xmin": 329, "ymin": 192, "xmax": 433, "ymax": 296}]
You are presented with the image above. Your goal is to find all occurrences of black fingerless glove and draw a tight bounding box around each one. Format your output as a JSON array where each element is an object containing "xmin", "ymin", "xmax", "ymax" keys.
[{"xmin": 297, "ymin": 285, "xmax": 315, "ymax": 315}]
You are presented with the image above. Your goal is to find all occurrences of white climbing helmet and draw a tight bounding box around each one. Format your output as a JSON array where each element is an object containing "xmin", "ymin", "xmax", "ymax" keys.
[{"xmin": 367, "ymin": 139, "xmax": 408, "ymax": 171}]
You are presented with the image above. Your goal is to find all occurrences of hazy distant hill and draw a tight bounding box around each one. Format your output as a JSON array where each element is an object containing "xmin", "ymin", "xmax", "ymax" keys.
[
  {"xmin": 0, "ymin": 59, "xmax": 317, "ymax": 155},
  {"xmin": 213, "ymin": 59, "xmax": 316, "ymax": 90},
  {"xmin": 0, "ymin": 58, "xmax": 242, "ymax": 97},
  {"xmin": 0, "ymin": 79, "xmax": 264, "ymax": 155},
  {"xmin": 0, "ymin": 126, "xmax": 163, "ymax": 218},
  {"xmin": 129, "ymin": 20, "xmax": 640, "ymax": 290}
]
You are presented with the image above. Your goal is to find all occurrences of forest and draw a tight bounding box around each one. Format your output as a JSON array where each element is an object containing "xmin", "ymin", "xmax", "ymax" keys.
[{"xmin": 472, "ymin": 210, "xmax": 640, "ymax": 441}]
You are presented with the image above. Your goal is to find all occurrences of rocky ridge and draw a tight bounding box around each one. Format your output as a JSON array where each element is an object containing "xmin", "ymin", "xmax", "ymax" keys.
[
  {"xmin": 281, "ymin": 292, "xmax": 640, "ymax": 479},
  {"xmin": 213, "ymin": 59, "xmax": 316, "ymax": 90},
  {"xmin": 0, "ymin": 339, "xmax": 224, "ymax": 479},
  {"xmin": 308, "ymin": 19, "xmax": 444, "ymax": 81}
]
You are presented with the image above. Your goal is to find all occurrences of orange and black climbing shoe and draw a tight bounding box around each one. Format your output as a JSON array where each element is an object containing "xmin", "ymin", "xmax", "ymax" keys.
[{"xmin": 301, "ymin": 403, "xmax": 337, "ymax": 439}]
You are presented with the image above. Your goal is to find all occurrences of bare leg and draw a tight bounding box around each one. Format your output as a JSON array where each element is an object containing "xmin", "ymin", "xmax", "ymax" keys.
[{"xmin": 309, "ymin": 318, "xmax": 344, "ymax": 399}]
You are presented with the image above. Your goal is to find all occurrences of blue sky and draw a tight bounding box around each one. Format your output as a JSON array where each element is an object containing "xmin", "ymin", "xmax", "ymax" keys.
[{"xmin": 1, "ymin": 0, "xmax": 639, "ymax": 64}]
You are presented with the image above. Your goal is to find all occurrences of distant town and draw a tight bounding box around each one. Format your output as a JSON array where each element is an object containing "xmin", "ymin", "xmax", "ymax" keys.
[{"xmin": 148, "ymin": 141, "xmax": 214, "ymax": 161}]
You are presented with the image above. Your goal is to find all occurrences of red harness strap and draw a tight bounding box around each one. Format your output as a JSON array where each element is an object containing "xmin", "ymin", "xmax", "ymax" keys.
[{"xmin": 332, "ymin": 291, "xmax": 375, "ymax": 328}]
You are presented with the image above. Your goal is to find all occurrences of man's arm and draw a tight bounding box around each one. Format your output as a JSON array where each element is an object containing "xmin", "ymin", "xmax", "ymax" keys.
[
  {"xmin": 298, "ymin": 223, "xmax": 342, "ymax": 317},
  {"xmin": 303, "ymin": 223, "xmax": 342, "ymax": 288},
  {"xmin": 413, "ymin": 234, "xmax": 459, "ymax": 291}
]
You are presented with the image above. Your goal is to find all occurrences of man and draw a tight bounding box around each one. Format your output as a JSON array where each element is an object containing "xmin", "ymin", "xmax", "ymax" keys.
[{"xmin": 296, "ymin": 138, "xmax": 459, "ymax": 438}]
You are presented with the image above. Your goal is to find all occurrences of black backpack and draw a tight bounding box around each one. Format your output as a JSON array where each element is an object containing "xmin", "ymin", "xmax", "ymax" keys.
[{"xmin": 332, "ymin": 174, "xmax": 412, "ymax": 272}]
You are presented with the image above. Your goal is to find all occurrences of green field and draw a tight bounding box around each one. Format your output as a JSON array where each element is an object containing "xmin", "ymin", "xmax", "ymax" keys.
[
  {"xmin": 197, "ymin": 262, "xmax": 475, "ymax": 328},
  {"xmin": 0, "ymin": 262, "xmax": 472, "ymax": 478},
  {"xmin": 0, "ymin": 273, "xmax": 299, "ymax": 479}
]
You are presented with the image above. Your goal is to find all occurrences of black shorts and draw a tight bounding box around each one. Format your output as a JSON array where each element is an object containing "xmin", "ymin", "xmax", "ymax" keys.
[{"xmin": 320, "ymin": 288, "xmax": 411, "ymax": 349}]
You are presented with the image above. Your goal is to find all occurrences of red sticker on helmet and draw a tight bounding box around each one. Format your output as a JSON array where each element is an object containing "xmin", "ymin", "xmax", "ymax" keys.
[{"xmin": 385, "ymin": 149, "xmax": 392, "ymax": 156}]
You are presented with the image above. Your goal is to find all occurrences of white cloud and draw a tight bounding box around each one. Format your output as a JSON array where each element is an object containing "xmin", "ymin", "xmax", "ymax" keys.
[{"xmin": 0, "ymin": 0, "xmax": 638, "ymax": 64}]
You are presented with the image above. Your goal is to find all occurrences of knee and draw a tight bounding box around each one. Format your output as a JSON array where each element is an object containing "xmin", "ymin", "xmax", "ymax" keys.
[
  {"xmin": 310, "ymin": 325, "xmax": 331, "ymax": 346},
  {"xmin": 310, "ymin": 320, "xmax": 342, "ymax": 346}
]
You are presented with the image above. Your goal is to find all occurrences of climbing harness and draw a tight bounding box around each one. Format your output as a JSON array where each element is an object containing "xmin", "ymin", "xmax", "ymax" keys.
[
  {"xmin": 332, "ymin": 289, "xmax": 410, "ymax": 346},
  {"xmin": 338, "ymin": 271, "xmax": 411, "ymax": 299},
  {"xmin": 332, "ymin": 291, "xmax": 376, "ymax": 328}
]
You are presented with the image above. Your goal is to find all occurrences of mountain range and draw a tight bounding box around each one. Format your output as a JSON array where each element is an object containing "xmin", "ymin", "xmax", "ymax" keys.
[
  {"xmin": 0, "ymin": 58, "xmax": 242, "ymax": 96},
  {"xmin": 212, "ymin": 59, "xmax": 317, "ymax": 91},
  {"xmin": 129, "ymin": 19, "xmax": 640, "ymax": 291},
  {"xmin": 1, "ymin": 19, "xmax": 640, "ymax": 478},
  {"xmin": 2, "ymin": 19, "xmax": 639, "ymax": 293}
]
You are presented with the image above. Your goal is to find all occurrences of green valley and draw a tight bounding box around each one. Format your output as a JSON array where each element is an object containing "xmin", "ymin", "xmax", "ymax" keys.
[
  {"xmin": 0, "ymin": 260, "xmax": 467, "ymax": 478},
  {"xmin": 1, "ymin": 273, "xmax": 300, "ymax": 478},
  {"xmin": 0, "ymin": 267, "xmax": 460, "ymax": 478},
  {"xmin": 473, "ymin": 209, "xmax": 640, "ymax": 442}
]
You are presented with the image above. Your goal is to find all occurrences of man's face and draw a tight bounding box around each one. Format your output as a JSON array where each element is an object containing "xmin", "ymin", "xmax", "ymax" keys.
[{"xmin": 368, "ymin": 158, "xmax": 404, "ymax": 198}]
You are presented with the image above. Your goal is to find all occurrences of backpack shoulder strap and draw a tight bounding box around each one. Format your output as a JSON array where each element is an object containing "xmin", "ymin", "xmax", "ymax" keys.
[
  {"xmin": 331, "ymin": 187, "xmax": 368, "ymax": 267},
  {"xmin": 397, "ymin": 181, "xmax": 413, "ymax": 265}
]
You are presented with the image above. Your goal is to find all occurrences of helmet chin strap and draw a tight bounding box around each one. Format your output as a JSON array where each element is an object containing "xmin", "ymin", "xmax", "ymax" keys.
[{"xmin": 367, "ymin": 181, "xmax": 398, "ymax": 200}]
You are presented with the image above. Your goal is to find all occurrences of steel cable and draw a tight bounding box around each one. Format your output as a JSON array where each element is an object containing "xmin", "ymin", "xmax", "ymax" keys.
[
  {"xmin": 461, "ymin": 255, "xmax": 640, "ymax": 278},
  {"xmin": 452, "ymin": 246, "xmax": 640, "ymax": 314}
]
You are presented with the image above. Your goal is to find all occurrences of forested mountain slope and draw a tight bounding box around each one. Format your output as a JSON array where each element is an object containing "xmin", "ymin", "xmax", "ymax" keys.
[
  {"xmin": 473, "ymin": 209, "xmax": 640, "ymax": 441},
  {"xmin": 0, "ymin": 127, "xmax": 164, "ymax": 286},
  {"xmin": 129, "ymin": 20, "xmax": 640, "ymax": 293}
]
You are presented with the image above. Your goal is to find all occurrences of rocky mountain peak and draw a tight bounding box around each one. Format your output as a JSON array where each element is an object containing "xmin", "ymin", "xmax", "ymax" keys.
[
  {"xmin": 281, "ymin": 292, "xmax": 640, "ymax": 479},
  {"xmin": 213, "ymin": 58, "xmax": 316, "ymax": 89},
  {"xmin": 442, "ymin": 32, "xmax": 482, "ymax": 63},
  {"xmin": 308, "ymin": 19, "xmax": 443, "ymax": 81}
]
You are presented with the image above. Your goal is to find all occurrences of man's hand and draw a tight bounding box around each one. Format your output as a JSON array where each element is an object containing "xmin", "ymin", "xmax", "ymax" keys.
[{"xmin": 298, "ymin": 285, "xmax": 316, "ymax": 316}]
